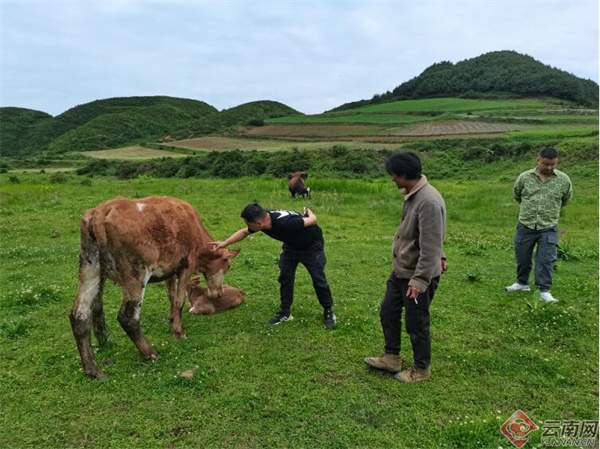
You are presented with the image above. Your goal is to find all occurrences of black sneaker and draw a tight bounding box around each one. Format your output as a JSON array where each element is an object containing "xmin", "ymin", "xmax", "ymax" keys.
[
  {"xmin": 268, "ymin": 311, "xmax": 293, "ymax": 325},
  {"xmin": 323, "ymin": 308, "xmax": 336, "ymax": 329}
]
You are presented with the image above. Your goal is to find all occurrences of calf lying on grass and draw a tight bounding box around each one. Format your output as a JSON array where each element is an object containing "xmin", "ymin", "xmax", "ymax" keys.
[{"xmin": 187, "ymin": 278, "xmax": 244, "ymax": 315}]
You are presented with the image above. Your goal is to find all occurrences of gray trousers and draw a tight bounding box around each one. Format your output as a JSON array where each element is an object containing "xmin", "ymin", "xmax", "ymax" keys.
[{"xmin": 513, "ymin": 223, "xmax": 558, "ymax": 292}]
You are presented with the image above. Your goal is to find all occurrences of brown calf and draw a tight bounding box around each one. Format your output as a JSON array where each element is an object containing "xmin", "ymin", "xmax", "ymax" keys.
[
  {"xmin": 187, "ymin": 279, "xmax": 244, "ymax": 315},
  {"xmin": 69, "ymin": 196, "xmax": 240, "ymax": 379}
]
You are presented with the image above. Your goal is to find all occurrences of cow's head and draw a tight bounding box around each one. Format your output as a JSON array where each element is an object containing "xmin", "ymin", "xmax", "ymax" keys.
[
  {"xmin": 304, "ymin": 187, "xmax": 311, "ymax": 199},
  {"xmin": 198, "ymin": 246, "xmax": 241, "ymax": 298}
]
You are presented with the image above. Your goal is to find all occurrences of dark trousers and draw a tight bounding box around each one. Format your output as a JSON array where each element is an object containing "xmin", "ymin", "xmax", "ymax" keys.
[
  {"xmin": 278, "ymin": 244, "xmax": 333, "ymax": 315},
  {"xmin": 380, "ymin": 273, "xmax": 439, "ymax": 369},
  {"xmin": 514, "ymin": 223, "xmax": 558, "ymax": 292}
]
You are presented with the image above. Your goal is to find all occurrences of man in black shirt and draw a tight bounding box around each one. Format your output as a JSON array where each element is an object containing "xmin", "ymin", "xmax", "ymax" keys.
[{"xmin": 214, "ymin": 203, "xmax": 336, "ymax": 328}]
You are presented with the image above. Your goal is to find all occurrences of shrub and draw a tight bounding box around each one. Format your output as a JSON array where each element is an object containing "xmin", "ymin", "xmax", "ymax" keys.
[
  {"xmin": 49, "ymin": 172, "xmax": 68, "ymax": 184},
  {"xmin": 246, "ymin": 118, "xmax": 265, "ymax": 127},
  {"xmin": 8, "ymin": 175, "xmax": 19, "ymax": 184}
]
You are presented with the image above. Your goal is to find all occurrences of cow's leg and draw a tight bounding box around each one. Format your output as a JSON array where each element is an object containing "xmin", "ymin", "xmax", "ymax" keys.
[
  {"xmin": 117, "ymin": 273, "xmax": 158, "ymax": 361},
  {"xmin": 166, "ymin": 277, "xmax": 177, "ymax": 322},
  {"xmin": 171, "ymin": 271, "xmax": 192, "ymax": 339},
  {"xmin": 70, "ymin": 265, "xmax": 107, "ymax": 379},
  {"xmin": 91, "ymin": 274, "xmax": 108, "ymax": 349}
]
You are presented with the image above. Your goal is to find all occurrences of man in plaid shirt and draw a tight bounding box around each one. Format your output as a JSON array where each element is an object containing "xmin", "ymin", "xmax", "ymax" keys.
[{"xmin": 505, "ymin": 147, "xmax": 573, "ymax": 303}]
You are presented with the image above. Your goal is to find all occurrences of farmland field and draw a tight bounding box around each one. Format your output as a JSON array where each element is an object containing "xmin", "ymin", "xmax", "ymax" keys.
[
  {"xmin": 260, "ymin": 98, "xmax": 598, "ymax": 139},
  {"xmin": 85, "ymin": 146, "xmax": 189, "ymax": 160},
  {"xmin": 0, "ymin": 161, "xmax": 598, "ymax": 448},
  {"xmin": 160, "ymin": 136, "xmax": 401, "ymax": 152}
]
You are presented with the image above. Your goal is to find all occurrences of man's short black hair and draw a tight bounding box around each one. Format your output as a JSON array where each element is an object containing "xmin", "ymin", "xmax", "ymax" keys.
[
  {"xmin": 385, "ymin": 151, "xmax": 422, "ymax": 180},
  {"xmin": 241, "ymin": 203, "xmax": 268, "ymax": 223},
  {"xmin": 539, "ymin": 147, "xmax": 559, "ymax": 159}
]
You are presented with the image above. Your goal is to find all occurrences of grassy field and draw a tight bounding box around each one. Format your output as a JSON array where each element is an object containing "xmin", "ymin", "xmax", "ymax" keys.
[
  {"xmin": 159, "ymin": 137, "xmax": 401, "ymax": 152},
  {"xmin": 85, "ymin": 146, "xmax": 189, "ymax": 160},
  {"xmin": 328, "ymin": 98, "xmax": 552, "ymax": 114},
  {"xmin": 0, "ymin": 161, "xmax": 598, "ymax": 448}
]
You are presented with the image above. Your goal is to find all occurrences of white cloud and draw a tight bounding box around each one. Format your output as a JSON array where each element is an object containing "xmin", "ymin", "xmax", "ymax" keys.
[{"xmin": 0, "ymin": 1, "xmax": 597, "ymax": 115}]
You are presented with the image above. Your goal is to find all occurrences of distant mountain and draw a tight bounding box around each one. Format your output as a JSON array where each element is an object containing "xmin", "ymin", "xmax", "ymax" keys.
[
  {"xmin": 333, "ymin": 51, "xmax": 599, "ymax": 111},
  {"xmin": 1, "ymin": 96, "xmax": 218, "ymax": 156},
  {"xmin": 0, "ymin": 97, "xmax": 299, "ymax": 157},
  {"xmin": 170, "ymin": 100, "xmax": 300, "ymax": 140}
]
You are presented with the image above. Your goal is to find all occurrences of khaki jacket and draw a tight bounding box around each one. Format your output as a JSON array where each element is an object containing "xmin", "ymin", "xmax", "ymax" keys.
[{"xmin": 392, "ymin": 176, "xmax": 446, "ymax": 292}]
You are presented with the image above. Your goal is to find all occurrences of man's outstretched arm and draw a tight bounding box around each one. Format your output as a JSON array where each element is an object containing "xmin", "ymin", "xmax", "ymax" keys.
[{"xmin": 214, "ymin": 228, "xmax": 251, "ymax": 249}]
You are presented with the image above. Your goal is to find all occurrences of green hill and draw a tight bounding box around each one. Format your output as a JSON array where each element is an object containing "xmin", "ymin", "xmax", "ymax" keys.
[
  {"xmin": 2, "ymin": 96, "xmax": 218, "ymax": 156},
  {"xmin": 1, "ymin": 97, "xmax": 299, "ymax": 157},
  {"xmin": 334, "ymin": 51, "xmax": 599, "ymax": 111},
  {"xmin": 0, "ymin": 107, "xmax": 52, "ymax": 156},
  {"xmin": 171, "ymin": 100, "xmax": 300, "ymax": 140}
]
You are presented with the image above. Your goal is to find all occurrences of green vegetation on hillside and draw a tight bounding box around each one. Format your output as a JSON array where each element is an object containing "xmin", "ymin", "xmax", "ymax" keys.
[
  {"xmin": 263, "ymin": 98, "xmax": 598, "ymax": 134},
  {"xmin": 334, "ymin": 51, "xmax": 599, "ymax": 110},
  {"xmin": 171, "ymin": 100, "xmax": 299, "ymax": 140},
  {"xmin": 0, "ymin": 98, "xmax": 299, "ymax": 157},
  {"xmin": 1, "ymin": 96, "xmax": 218, "ymax": 157},
  {"xmin": 0, "ymin": 107, "xmax": 52, "ymax": 156}
]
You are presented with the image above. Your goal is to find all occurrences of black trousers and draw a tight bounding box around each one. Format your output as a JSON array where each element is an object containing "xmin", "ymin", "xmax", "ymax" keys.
[
  {"xmin": 278, "ymin": 244, "xmax": 333, "ymax": 315},
  {"xmin": 380, "ymin": 272, "xmax": 440, "ymax": 369}
]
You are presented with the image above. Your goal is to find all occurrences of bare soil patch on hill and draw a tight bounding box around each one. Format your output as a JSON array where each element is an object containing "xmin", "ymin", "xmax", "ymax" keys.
[{"xmin": 389, "ymin": 121, "xmax": 532, "ymax": 136}]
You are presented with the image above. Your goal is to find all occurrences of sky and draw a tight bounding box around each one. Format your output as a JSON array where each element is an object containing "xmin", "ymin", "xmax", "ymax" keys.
[{"xmin": 1, "ymin": 1, "xmax": 598, "ymax": 116}]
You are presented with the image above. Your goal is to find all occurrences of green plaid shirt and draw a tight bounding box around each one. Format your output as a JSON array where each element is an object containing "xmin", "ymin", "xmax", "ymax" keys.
[{"xmin": 514, "ymin": 168, "xmax": 573, "ymax": 230}]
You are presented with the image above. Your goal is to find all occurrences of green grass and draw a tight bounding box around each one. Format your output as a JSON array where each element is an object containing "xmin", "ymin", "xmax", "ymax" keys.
[
  {"xmin": 327, "ymin": 98, "xmax": 551, "ymax": 114},
  {"xmin": 0, "ymin": 169, "xmax": 598, "ymax": 449},
  {"xmin": 267, "ymin": 114, "xmax": 439, "ymax": 125}
]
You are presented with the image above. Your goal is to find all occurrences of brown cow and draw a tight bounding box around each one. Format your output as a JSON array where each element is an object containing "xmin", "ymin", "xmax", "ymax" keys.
[
  {"xmin": 69, "ymin": 196, "xmax": 240, "ymax": 379},
  {"xmin": 288, "ymin": 171, "xmax": 311, "ymax": 199},
  {"xmin": 187, "ymin": 279, "xmax": 244, "ymax": 315}
]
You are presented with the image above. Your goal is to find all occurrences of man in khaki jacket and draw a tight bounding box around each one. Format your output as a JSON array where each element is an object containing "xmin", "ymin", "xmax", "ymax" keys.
[{"xmin": 365, "ymin": 151, "xmax": 447, "ymax": 383}]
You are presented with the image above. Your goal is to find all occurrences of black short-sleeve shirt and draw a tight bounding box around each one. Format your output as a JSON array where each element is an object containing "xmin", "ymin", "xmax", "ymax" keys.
[{"xmin": 249, "ymin": 210, "xmax": 324, "ymax": 250}]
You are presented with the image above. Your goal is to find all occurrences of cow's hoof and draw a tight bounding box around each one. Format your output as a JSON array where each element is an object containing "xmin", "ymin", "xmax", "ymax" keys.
[
  {"xmin": 86, "ymin": 370, "xmax": 108, "ymax": 380},
  {"xmin": 144, "ymin": 353, "xmax": 159, "ymax": 361},
  {"xmin": 173, "ymin": 331, "xmax": 188, "ymax": 339}
]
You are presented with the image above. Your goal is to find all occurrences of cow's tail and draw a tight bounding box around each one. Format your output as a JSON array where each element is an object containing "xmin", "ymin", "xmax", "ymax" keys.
[{"xmin": 73, "ymin": 210, "xmax": 109, "ymax": 348}]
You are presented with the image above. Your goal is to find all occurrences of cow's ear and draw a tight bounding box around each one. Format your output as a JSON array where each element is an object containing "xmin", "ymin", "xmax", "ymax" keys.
[
  {"xmin": 225, "ymin": 248, "xmax": 241, "ymax": 259},
  {"xmin": 200, "ymin": 246, "xmax": 220, "ymax": 259}
]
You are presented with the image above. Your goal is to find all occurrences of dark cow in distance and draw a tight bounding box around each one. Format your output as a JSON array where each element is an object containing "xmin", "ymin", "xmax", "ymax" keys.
[
  {"xmin": 70, "ymin": 196, "xmax": 240, "ymax": 379},
  {"xmin": 187, "ymin": 279, "xmax": 244, "ymax": 315},
  {"xmin": 288, "ymin": 171, "xmax": 311, "ymax": 199}
]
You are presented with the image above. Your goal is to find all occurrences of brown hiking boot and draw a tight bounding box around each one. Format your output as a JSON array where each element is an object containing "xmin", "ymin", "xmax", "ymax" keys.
[
  {"xmin": 394, "ymin": 367, "xmax": 431, "ymax": 383},
  {"xmin": 364, "ymin": 353, "xmax": 402, "ymax": 373}
]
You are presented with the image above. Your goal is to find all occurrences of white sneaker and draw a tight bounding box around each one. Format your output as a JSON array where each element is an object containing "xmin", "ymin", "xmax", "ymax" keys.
[
  {"xmin": 505, "ymin": 283, "xmax": 530, "ymax": 292},
  {"xmin": 540, "ymin": 292, "xmax": 559, "ymax": 304}
]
